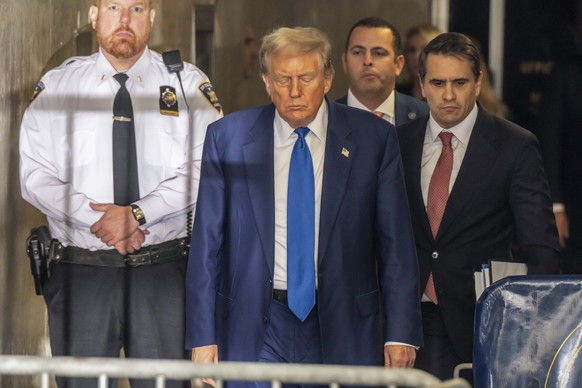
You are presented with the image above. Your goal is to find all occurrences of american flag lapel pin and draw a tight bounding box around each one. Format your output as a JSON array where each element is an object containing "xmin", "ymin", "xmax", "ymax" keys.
[{"xmin": 341, "ymin": 147, "xmax": 350, "ymax": 158}]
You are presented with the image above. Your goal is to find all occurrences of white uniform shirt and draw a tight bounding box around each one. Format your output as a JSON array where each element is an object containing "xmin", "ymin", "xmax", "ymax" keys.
[{"xmin": 19, "ymin": 48, "xmax": 223, "ymax": 250}]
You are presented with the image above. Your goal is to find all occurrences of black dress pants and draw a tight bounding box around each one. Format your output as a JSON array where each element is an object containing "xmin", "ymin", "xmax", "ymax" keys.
[
  {"xmin": 43, "ymin": 260, "xmax": 189, "ymax": 388},
  {"xmin": 414, "ymin": 302, "xmax": 472, "ymax": 383}
]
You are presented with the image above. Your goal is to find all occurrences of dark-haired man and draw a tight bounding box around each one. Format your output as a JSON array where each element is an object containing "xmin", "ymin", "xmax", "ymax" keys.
[
  {"xmin": 397, "ymin": 32, "xmax": 561, "ymax": 380},
  {"xmin": 338, "ymin": 17, "xmax": 427, "ymax": 125}
]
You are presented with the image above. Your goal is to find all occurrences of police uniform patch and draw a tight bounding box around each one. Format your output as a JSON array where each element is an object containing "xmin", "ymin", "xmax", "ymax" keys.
[
  {"xmin": 159, "ymin": 86, "xmax": 179, "ymax": 116},
  {"xmin": 199, "ymin": 81, "xmax": 222, "ymax": 113},
  {"xmin": 30, "ymin": 81, "xmax": 45, "ymax": 103}
]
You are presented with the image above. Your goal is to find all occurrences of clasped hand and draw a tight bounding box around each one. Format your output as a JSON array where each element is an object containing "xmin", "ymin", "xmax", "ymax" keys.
[{"xmin": 89, "ymin": 203, "xmax": 149, "ymax": 255}]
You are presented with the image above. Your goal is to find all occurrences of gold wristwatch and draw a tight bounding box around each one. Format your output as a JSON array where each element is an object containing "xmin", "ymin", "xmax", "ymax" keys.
[{"xmin": 130, "ymin": 204, "xmax": 146, "ymax": 226}]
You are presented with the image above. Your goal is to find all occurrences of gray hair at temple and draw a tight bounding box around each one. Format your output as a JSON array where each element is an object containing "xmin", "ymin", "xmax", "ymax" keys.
[
  {"xmin": 418, "ymin": 32, "xmax": 481, "ymax": 83},
  {"xmin": 259, "ymin": 26, "xmax": 334, "ymax": 76}
]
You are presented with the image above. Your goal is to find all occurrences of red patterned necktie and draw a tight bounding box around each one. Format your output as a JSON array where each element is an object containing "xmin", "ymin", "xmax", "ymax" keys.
[
  {"xmin": 373, "ymin": 111, "xmax": 384, "ymax": 118},
  {"xmin": 424, "ymin": 131, "xmax": 454, "ymax": 304}
]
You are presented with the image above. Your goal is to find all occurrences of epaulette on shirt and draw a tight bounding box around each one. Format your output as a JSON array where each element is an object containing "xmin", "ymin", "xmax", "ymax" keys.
[{"xmin": 30, "ymin": 56, "xmax": 92, "ymax": 103}]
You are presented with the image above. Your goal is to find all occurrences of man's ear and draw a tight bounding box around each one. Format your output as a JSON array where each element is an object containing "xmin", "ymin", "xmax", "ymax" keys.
[
  {"xmin": 475, "ymin": 70, "xmax": 483, "ymax": 97},
  {"xmin": 262, "ymin": 74, "xmax": 271, "ymax": 96},
  {"xmin": 419, "ymin": 75, "xmax": 426, "ymax": 99},
  {"xmin": 89, "ymin": 5, "xmax": 98, "ymax": 29},
  {"xmin": 341, "ymin": 53, "xmax": 348, "ymax": 74},
  {"xmin": 394, "ymin": 54, "xmax": 405, "ymax": 77}
]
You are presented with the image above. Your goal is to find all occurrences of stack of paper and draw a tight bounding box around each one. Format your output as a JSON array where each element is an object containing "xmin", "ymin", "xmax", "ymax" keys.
[{"xmin": 474, "ymin": 260, "xmax": 528, "ymax": 299}]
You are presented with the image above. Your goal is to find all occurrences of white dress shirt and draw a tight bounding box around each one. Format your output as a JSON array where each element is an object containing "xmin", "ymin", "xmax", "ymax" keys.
[
  {"xmin": 273, "ymin": 102, "xmax": 328, "ymax": 290},
  {"xmin": 19, "ymin": 48, "xmax": 223, "ymax": 249},
  {"xmin": 347, "ymin": 89, "xmax": 395, "ymax": 125},
  {"xmin": 421, "ymin": 103, "xmax": 479, "ymax": 207}
]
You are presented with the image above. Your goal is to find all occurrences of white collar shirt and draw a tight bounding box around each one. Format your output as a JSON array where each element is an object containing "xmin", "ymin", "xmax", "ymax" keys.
[
  {"xmin": 273, "ymin": 101, "xmax": 328, "ymax": 290},
  {"xmin": 347, "ymin": 89, "xmax": 395, "ymax": 125},
  {"xmin": 421, "ymin": 103, "xmax": 479, "ymax": 208}
]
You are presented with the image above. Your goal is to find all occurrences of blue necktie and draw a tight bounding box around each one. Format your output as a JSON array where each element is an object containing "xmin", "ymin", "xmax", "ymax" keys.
[{"xmin": 287, "ymin": 127, "xmax": 316, "ymax": 321}]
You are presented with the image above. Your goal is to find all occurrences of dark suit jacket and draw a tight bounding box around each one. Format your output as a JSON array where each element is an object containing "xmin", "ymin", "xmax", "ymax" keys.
[
  {"xmin": 185, "ymin": 99, "xmax": 423, "ymax": 365},
  {"xmin": 535, "ymin": 57, "xmax": 582, "ymax": 252},
  {"xmin": 397, "ymin": 107, "xmax": 561, "ymax": 361},
  {"xmin": 336, "ymin": 90, "xmax": 428, "ymax": 126}
]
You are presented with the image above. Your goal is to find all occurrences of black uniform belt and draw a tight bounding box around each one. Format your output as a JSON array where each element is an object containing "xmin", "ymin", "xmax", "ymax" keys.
[
  {"xmin": 61, "ymin": 238, "xmax": 189, "ymax": 267},
  {"xmin": 273, "ymin": 289, "xmax": 318, "ymax": 310}
]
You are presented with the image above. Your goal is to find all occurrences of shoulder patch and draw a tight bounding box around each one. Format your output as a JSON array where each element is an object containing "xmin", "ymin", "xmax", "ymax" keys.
[
  {"xmin": 199, "ymin": 81, "xmax": 222, "ymax": 114},
  {"xmin": 30, "ymin": 81, "xmax": 46, "ymax": 103}
]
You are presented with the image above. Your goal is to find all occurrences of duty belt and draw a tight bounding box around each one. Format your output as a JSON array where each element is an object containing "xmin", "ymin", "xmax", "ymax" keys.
[{"xmin": 60, "ymin": 238, "xmax": 189, "ymax": 267}]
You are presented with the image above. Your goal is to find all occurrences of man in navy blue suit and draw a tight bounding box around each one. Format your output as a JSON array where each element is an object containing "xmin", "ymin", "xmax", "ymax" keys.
[
  {"xmin": 185, "ymin": 26, "xmax": 422, "ymax": 383},
  {"xmin": 337, "ymin": 17, "xmax": 428, "ymax": 126}
]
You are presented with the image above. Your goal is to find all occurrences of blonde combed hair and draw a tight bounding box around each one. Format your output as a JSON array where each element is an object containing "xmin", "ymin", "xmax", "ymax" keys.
[{"xmin": 259, "ymin": 27, "xmax": 334, "ymax": 76}]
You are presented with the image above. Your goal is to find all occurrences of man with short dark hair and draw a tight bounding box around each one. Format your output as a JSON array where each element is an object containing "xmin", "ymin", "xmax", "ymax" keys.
[
  {"xmin": 397, "ymin": 32, "xmax": 561, "ymax": 380},
  {"xmin": 338, "ymin": 17, "xmax": 427, "ymax": 125}
]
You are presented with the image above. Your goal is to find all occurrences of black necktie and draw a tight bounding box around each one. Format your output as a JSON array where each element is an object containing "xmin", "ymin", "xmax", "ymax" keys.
[{"xmin": 112, "ymin": 73, "xmax": 139, "ymax": 205}]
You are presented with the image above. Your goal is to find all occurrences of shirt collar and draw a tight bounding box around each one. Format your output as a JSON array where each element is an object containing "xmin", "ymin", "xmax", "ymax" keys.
[
  {"xmin": 96, "ymin": 47, "xmax": 151, "ymax": 87},
  {"xmin": 428, "ymin": 103, "xmax": 478, "ymax": 145},
  {"xmin": 274, "ymin": 99, "xmax": 328, "ymax": 143},
  {"xmin": 347, "ymin": 89, "xmax": 395, "ymax": 120}
]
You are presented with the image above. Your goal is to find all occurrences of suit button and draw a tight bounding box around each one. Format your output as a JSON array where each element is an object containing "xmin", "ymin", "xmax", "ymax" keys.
[
  {"xmin": 263, "ymin": 316, "xmax": 268, "ymax": 323},
  {"xmin": 432, "ymin": 251, "xmax": 439, "ymax": 259}
]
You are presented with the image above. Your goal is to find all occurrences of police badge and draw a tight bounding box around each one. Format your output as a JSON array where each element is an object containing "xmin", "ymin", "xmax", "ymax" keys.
[{"xmin": 159, "ymin": 86, "xmax": 179, "ymax": 116}]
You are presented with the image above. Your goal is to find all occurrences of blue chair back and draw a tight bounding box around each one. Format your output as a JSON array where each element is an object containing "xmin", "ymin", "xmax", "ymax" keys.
[{"xmin": 473, "ymin": 275, "xmax": 582, "ymax": 387}]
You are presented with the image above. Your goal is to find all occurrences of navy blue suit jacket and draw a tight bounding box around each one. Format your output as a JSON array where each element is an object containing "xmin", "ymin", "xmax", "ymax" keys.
[
  {"xmin": 336, "ymin": 91, "xmax": 428, "ymax": 126},
  {"xmin": 185, "ymin": 99, "xmax": 422, "ymax": 365}
]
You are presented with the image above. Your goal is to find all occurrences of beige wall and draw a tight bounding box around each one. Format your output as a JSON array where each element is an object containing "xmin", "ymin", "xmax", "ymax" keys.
[
  {"xmin": 1, "ymin": 3, "xmax": 94, "ymax": 386},
  {"xmin": 0, "ymin": 0, "xmax": 429, "ymax": 385},
  {"xmin": 213, "ymin": 0, "xmax": 430, "ymax": 113}
]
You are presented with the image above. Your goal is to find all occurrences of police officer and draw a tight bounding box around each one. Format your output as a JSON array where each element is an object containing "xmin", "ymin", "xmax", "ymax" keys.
[{"xmin": 19, "ymin": 1, "xmax": 222, "ymax": 387}]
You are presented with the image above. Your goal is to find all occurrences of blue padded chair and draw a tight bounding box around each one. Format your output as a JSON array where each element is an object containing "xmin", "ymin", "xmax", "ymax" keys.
[{"xmin": 473, "ymin": 275, "xmax": 582, "ymax": 387}]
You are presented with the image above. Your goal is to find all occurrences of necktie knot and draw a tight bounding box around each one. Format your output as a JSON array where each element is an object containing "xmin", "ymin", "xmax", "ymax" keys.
[
  {"xmin": 113, "ymin": 73, "xmax": 129, "ymax": 86},
  {"xmin": 373, "ymin": 111, "xmax": 384, "ymax": 118},
  {"xmin": 294, "ymin": 127, "xmax": 310, "ymax": 149},
  {"xmin": 439, "ymin": 131, "xmax": 453, "ymax": 147}
]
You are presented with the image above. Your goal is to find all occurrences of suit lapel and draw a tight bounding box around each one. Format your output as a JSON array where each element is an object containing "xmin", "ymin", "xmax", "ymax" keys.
[
  {"xmin": 394, "ymin": 92, "xmax": 408, "ymax": 126},
  {"xmin": 242, "ymin": 105, "xmax": 276, "ymax": 275},
  {"xmin": 436, "ymin": 109, "xmax": 501, "ymax": 239},
  {"xmin": 400, "ymin": 118, "xmax": 434, "ymax": 243},
  {"xmin": 318, "ymin": 101, "xmax": 357, "ymax": 264}
]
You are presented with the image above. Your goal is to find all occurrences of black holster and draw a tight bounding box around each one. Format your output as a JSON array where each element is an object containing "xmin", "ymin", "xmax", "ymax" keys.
[{"xmin": 26, "ymin": 225, "xmax": 58, "ymax": 295}]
